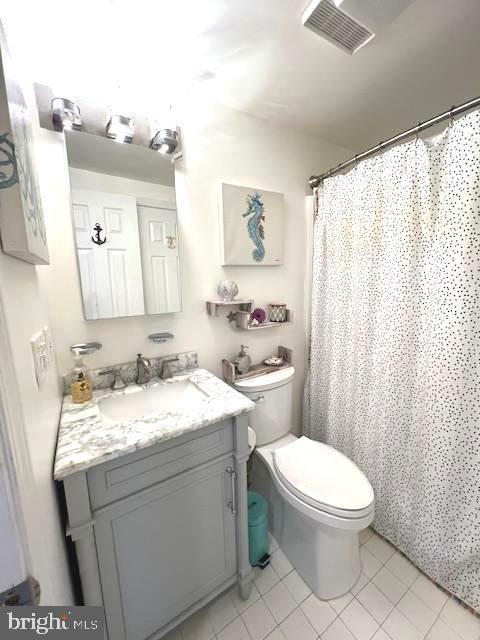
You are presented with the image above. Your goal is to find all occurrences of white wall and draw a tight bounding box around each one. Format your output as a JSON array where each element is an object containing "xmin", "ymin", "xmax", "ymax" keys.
[
  {"xmin": 69, "ymin": 167, "xmax": 176, "ymax": 204},
  {"xmin": 0, "ymin": 249, "xmax": 73, "ymax": 604},
  {"xmin": 39, "ymin": 101, "xmax": 350, "ymax": 433},
  {"xmin": 0, "ymin": 31, "xmax": 74, "ymax": 601}
]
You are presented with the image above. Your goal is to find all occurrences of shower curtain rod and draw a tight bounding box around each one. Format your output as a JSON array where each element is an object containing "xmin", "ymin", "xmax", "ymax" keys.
[{"xmin": 309, "ymin": 95, "xmax": 480, "ymax": 189}]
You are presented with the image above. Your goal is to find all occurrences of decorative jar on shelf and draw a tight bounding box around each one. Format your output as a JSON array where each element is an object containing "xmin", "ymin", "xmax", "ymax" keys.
[
  {"xmin": 269, "ymin": 303, "xmax": 287, "ymax": 322},
  {"xmin": 217, "ymin": 280, "xmax": 239, "ymax": 301}
]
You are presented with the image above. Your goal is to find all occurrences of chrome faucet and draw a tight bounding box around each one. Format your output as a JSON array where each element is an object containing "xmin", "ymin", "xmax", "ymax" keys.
[
  {"xmin": 136, "ymin": 353, "xmax": 152, "ymax": 384},
  {"xmin": 160, "ymin": 357, "xmax": 180, "ymax": 379}
]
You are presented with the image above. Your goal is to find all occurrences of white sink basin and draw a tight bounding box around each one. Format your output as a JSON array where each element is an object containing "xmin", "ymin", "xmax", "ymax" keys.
[{"xmin": 99, "ymin": 380, "xmax": 208, "ymax": 423}]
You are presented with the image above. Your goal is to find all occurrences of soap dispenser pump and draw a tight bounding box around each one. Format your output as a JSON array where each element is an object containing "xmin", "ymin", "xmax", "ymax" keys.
[{"xmin": 234, "ymin": 345, "xmax": 251, "ymax": 375}]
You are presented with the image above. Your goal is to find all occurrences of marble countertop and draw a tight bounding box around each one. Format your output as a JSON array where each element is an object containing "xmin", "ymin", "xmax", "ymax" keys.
[{"xmin": 54, "ymin": 368, "xmax": 255, "ymax": 480}]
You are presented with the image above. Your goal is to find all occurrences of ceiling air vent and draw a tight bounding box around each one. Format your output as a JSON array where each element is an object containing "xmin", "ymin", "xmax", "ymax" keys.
[{"xmin": 302, "ymin": 0, "xmax": 374, "ymax": 54}]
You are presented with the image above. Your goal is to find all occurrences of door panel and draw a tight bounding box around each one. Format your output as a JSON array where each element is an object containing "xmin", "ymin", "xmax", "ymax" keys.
[
  {"xmin": 138, "ymin": 205, "xmax": 181, "ymax": 314},
  {"xmin": 95, "ymin": 457, "xmax": 237, "ymax": 640},
  {"xmin": 107, "ymin": 249, "xmax": 128, "ymax": 317},
  {"xmin": 71, "ymin": 189, "xmax": 145, "ymax": 319},
  {"xmin": 77, "ymin": 248, "xmax": 98, "ymax": 318}
]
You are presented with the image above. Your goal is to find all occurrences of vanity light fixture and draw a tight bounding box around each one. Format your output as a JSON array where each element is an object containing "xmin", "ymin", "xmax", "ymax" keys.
[
  {"xmin": 150, "ymin": 128, "xmax": 178, "ymax": 154},
  {"xmin": 51, "ymin": 97, "xmax": 82, "ymax": 132},
  {"xmin": 106, "ymin": 115, "xmax": 134, "ymax": 143}
]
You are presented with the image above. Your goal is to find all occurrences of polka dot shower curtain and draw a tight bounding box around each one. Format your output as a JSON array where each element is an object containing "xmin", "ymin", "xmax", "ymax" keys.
[{"xmin": 304, "ymin": 110, "xmax": 480, "ymax": 611}]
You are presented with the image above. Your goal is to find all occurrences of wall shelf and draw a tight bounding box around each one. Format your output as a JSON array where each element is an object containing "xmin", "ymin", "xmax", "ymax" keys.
[
  {"xmin": 206, "ymin": 299, "xmax": 254, "ymax": 317},
  {"xmin": 206, "ymin": 298, "xmax": 292, "ymax": 330},
  {"xmin": 238, "ymin": 321, "xmax": 293, "ymax": 331},
  {"xmin": 222, "ymin": 346, "xmax": 293, "ymax": 385},
  {"xmin": 235, "ymin": 309, "xmax": 293, "ymax": 330}
]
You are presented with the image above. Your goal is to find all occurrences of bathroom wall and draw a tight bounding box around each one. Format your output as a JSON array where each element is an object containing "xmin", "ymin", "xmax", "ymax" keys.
[
  {"xmin": 0, "ymin": 245, "xmax": 73, "ymax": 605},
  {"xmin": 68, "ymin": 168, "xmax": 176, "ymax": 204},
  {"xmin": 38, "ymin": 101, "xmax": 350, "ymax": 432},
  {"xmin": 0, "ymin": 18, "xmax": 74, "ymax": 605}
]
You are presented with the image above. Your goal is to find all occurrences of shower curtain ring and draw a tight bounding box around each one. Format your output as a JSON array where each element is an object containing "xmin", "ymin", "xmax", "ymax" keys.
[
  {"xmin": 354, "ymin": 154, "xmax": 359, "ymax": 168},
  {"xmin": 449, "ymin": 105, "xmax": 455, "ymax": 127},
  {"xmin": 415, "ymin": 122, "xmax": 421, "ymax": 141}
]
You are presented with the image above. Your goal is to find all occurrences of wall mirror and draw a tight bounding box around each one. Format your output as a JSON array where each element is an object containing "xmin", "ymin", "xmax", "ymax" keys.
[{"xmin": 65, "ymin": 130, "xmax": 181, "ymax": 320}]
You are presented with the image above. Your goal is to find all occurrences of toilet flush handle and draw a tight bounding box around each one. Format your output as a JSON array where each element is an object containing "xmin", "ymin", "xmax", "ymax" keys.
[{"xmin": 253, "ymin": 394, "xmax": 265, "ymax": 403}]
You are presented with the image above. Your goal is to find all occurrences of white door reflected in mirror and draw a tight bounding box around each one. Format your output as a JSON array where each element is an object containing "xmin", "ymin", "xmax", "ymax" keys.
[
  {"xmin": 72, "ymin": 189, "xmax": 146, "ymax": 319},
  {"xmin": 66, "ymin": 130, "xmax": 182, "ymax": 320},
  {"xmin": 138, "ymin": 205, "xmax": 181, "ymax": 314}
]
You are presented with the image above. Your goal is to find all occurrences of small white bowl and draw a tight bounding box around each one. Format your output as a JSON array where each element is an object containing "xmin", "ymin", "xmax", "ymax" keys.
[{"xmin": 264, "ymin": 357, "xmax": 285, "ymax": 366}]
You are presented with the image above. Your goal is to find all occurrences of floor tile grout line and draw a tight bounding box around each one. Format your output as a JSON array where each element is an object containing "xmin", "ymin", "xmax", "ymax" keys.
[
  {"xmin": 253, "ymin": 564, "xmax": 294, "ymax": 600},
  {"xmin": 212, "ymin": 584, "xmax": 451, "ymax": 640},
  {"xmin": 378, "ymin": 624, "xmax": 394, "ymax": 640},
  {"xmin": 437, "ymin": 592, "xmax": 451, "ymax": 616},
  {"xmin": 214, "ymin": 529, "xmax": 480, "ymax": 640},
  {"xmin": 317, "ymin": 608, "xmax": 340, "ymax": 639},
  {"xmin": 423, "ymin": 607, "xmax": 441, "ymax": 640},
  {"xmin": 386, "ymin": 589, "xmax": 440, "ymax": 640},
  {"xmin": 183, "ymin": 528, "xmax": 479, "ymax": 640},
  {"xmin": 407, "ymin": 578, "xmax": 451, "ymax": 620},
  {"xmin": 346, "ymin": 592, "xmax": 383, "ymax": 636},
  {"xmin": 435, "ymin": 595, "xmax": 477, "ymax": 640}
]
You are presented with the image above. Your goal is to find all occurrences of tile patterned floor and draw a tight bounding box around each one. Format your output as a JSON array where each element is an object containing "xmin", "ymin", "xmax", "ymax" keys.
[{"xmin": 165, "ymin": 529, "xmax": 480, "ymax": 640}]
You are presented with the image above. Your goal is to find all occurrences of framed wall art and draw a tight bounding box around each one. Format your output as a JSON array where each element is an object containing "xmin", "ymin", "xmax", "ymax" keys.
[
  {"xmin": 0, "ymin": 23, "xmax": 49, "ymax": 265},
  {"xmin": 219, "ymin": 183, "xmax": 284, "ymax": 266}
]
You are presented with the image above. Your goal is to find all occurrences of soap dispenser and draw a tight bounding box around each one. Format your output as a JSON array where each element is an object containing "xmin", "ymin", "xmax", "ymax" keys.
[
  {"xmin": 70, "ymin": 348, "xmax": 93, "ymax": 403},
  {"xmin": 234, "ymin": 345, "xmax": 251, "ymax": 375}
]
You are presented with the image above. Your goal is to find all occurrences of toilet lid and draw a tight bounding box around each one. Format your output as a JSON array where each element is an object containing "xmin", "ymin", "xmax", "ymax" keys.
[{"xmin": 273, "ymin": 437, "xmax": 374, "ymax": 513}]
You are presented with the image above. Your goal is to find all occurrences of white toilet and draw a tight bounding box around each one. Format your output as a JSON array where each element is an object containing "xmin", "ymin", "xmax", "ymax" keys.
[{"xmin": 233, "ymin": 366, "xmax": 375, "ymax": 599}]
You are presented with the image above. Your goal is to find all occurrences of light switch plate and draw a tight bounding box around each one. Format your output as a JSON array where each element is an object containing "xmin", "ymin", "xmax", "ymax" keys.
[
  {"xmin": 31, "ymin": 330, "xmax": 49, "ymax": 387},
  {"xmin": 42, "ymin": 325, "xmax": 54, "ymax": 368}
]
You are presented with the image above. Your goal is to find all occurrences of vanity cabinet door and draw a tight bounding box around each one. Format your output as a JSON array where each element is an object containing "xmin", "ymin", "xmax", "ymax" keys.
[{"xmin": 95, "ymin": 456, "xmax": 237, "ymax": 640}]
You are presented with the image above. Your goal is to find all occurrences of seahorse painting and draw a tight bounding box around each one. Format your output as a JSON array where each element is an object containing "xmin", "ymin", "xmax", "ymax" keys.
[{"xmin": 242, "ymin": 191, "xmax": 265, "ymax": 262}]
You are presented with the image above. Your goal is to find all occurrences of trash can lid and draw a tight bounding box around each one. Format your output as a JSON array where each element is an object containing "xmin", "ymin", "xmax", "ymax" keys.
[{"xmin": 248, "ymin": 491, "xmax": 268, "ymax": 527}]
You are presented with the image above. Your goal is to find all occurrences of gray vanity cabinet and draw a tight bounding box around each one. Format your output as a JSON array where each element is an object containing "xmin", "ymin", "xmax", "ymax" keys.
[
  {"xmin": 61, "ymin": 413, "xmax": 252, "ymax": 640},
  {"xmin": 95, "ymin": 457, "xmax": 237, "ymax": 640}
]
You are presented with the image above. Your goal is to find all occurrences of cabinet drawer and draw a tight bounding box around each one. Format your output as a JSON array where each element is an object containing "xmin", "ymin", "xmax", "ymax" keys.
[{"xmin": 88, "ymin": 420, "xmax": 233, "ymax": 509}]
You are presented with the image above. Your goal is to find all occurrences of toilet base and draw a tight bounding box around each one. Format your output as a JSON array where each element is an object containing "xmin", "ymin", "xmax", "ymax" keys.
[
  {"xmin": 282, "ymin": 501, "xmax": 361, "ymax": 599},
  {"xmin": 251, "ymin": 442, "xmax": 372, "ymax": 600}
]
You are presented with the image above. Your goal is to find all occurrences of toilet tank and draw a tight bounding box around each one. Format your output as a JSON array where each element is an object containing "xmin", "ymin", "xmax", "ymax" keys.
[{"xmin": 233, "ymin": 367, "xmax": 294, "ymax": 445}]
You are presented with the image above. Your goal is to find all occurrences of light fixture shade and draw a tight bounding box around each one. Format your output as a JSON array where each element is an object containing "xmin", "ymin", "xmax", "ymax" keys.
[
  {"xmin": 51, "ymin": 97, "xmax": 82, "ymax": 132},
  {"xmin": 106, "ymin": 115, "xmax": 134, "ymax": 143},
  {"xmin": 150, "ymin": 128, "xmax": 179, "ymax": 154}
]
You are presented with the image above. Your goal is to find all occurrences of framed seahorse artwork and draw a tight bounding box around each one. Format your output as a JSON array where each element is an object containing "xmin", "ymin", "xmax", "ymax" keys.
[
  {"xmin": 0, "ymin": 23, "xmax": 49, "ymax": 265},
  {"xmin": 219, "ymin": 183, "xmax": 284, "ymax": 266}
]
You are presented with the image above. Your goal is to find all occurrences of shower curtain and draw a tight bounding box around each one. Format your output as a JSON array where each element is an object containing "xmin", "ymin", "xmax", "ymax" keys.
[{"xmin": 304, "ymin": 110, "xmax": 480, "ymax": 611}]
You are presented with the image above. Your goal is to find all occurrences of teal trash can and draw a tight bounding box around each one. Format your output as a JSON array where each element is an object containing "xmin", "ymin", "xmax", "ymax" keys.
[{"xmin": 248, "ymin": 491, "xmax": 270, "ymax": 567}]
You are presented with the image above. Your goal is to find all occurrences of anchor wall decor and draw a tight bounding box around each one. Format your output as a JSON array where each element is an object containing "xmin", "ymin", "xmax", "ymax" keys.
[{"xmin": 91, "ymin": 223, "xmax": 106, "ymax": 245}]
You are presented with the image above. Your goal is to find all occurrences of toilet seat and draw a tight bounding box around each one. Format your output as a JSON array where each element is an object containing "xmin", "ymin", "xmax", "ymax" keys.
[{"xmin": 273, "ymin": 436, "xmax": 374, "ymax": 520}]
